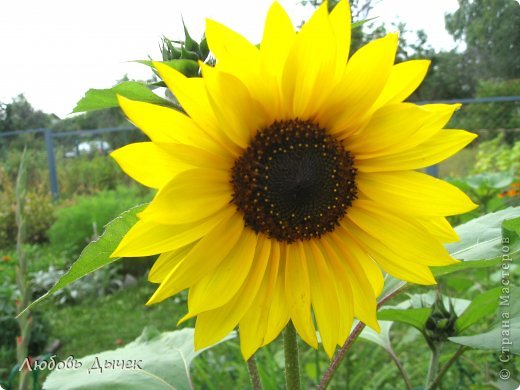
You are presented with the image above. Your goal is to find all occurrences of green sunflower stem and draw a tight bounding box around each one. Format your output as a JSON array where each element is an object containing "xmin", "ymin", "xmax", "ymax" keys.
[
  {"xmin": 425, "ymin": 344, "xmax": 442, "ymax": 388},
  {"xmin": 284, "ymin": 321, "xmax": 301, "ymax": 390},
  {"xmin": 246, "ymin": 356, "xmax": 263, "ymax": 390}
]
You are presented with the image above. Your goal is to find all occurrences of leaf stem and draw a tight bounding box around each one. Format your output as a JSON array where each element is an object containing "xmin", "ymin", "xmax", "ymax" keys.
[
  {"xmin": 246, "ymin": 356, "xmax": 263, "ymax": 390},
  {"xmin": 425, "ymin": 346, "xmax": 467, "ymax": 390},
  {"xmin": 284, "ymin": 321, "xmax": 301, "ymax": 390},
  {"xmin": 387, "ymin": 348, "xmax": 413, "ymax": 390}
]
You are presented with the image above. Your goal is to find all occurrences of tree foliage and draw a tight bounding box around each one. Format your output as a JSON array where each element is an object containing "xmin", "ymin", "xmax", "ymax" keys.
[
  {"xmin": 0, "ymin": 94, "xmax": 55, "ymax": 132},
  {"xmin": 445, "ymin": 0, "xmax": 520, "ymax": 80}
]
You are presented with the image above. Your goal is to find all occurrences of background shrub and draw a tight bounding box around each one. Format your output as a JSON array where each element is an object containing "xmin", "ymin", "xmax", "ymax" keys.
[{"xmin": 47, "ymin": 185, "xmax": 152, "ymax": 257}]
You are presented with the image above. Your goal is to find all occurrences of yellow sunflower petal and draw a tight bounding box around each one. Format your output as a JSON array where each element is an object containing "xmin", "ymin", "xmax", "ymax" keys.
[
  {"xmin": 110, "ymin": 142, "xmax": 190, "ymax": 189},
  {"xmin": 205, "ymin": 18, "xmax": 259, "ymax": 67},
  {"xmin": 414, "ymin": 216, "xmax": 460, "ymax": 243},
  {"xmin": 156, "ymin": 142, "xmax": 233, "ymax": 171},
  {"xmin": 330, "ymin": 0, "xmax": 352, "ymax": 71},
  {"xmin": 193, "ymin": 233, "xmax": 270, "ymax": 350},
  {"xmin": 152, "ymin": 62, "xmax": 241, "ymax": 156},
  {"xmin": 200, "ymin": 63, "xmax": 267, "ymax": 147},
  {"xmin": 146, "ymin": 211, "xmax": 244, "ymax": 305},
  {"xmin": 117, "ymin": 95, "xmax": 221, "ymax": 154},
  {"xmin": 305, "ymin": 241, "xmax": 340, "ymax": 358},
  {"xmin": 239, "ymin": 237, "xmax": 280, "ymax": 359},
  {"xmin": 148, "ymin": 244, "xmax": 196, "ymax": 283},
  {"xmin": 371, "ymin": 59, "xmax": 430, "ymax": 109},
  {"xmin": 346, "ymin": 200, "xmax": 459, "ymax": 266},
  {"xmin": 323, "ymin": 233, "xmax": 379, "ymax": 331},
  {"xmin": 318, "ymin": 33, "xmax": 398, "ymax": 135},
  {"xmin": 112, "ymin": 208, "xmax": 230, "ymax": 258},
  {"xmin": 356, "ymin": 129, "xmax": 477, "ymax": 172},
  {"xmin": 343, "ymin": 218, "xmax": 437, "ymax": 285},
  {"xmin": 285, "ymin": 242, "xmax": 318, "ymax": 348},
  {"xmin": 263, "ymin": 243, "xmax": 290, "ymax": 345},
  {"xmin": 347, "ymin": 103, "xmax": 459, "ymax": 158},
  {"xmin": 138, "ymin": 169, "xmax": 231, "ymax": 224},
  {"xmin": 185, "ymin": 228, "xmax": 258, "ymax": 315},
  {"xmin": 260, "ymin": 2, "xmax": 295, "ymax": 77},
  {"xmin": 357, "ymin": 171, "xmax": 477, "ymax": 216},
  {"xmin": 282, "ymin": 1, "xmax": 338, "ymax": 118}
]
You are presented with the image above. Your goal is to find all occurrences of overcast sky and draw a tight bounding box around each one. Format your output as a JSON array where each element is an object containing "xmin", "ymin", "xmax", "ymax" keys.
[{"xmin": 0, "ymin": 0, "xmax": 460, "ymax": 118}]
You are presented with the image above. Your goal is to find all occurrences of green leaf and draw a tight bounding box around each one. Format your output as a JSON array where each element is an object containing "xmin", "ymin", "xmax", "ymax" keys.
[
  {"xmin": 73, "ymin": 82, "xmax": 173, "ymax": 112},
  {"xmin": 379, "ymin": 275, "xmax": 407, "ymax": 304},
  {"xmin": 43, "ymin": 327, "xmax": 235, "ymax": 390},
  {"xmin": 446, "ymin": 207, "xmax": 520, "ymax": 261},
  {"xmin": 17, "ymin": 205, "xmax": 146, "ymax": 317},
  {"xmin": 449, "ymin": 288, "xmax": 520, "ymax": 354},
  {"xmin": 449, "ymin": 318, "xmax": 520, "ymax": 354},
  {"xmin": 378, "ymin": 293, "xmax": 470, "ymax": 332},
  {"xmin": 465, "ymin": 172, "xmax": 513, "ymax": 191},
  {"xmin": 433, "ymin": 207, "xmax": 520, "ymax": 276},
  {"xmin": 136, "ymin": 59, "xmax": 200, "ymax": 78},
  {"xmin": 182, "ymin": 19, "xmax": 199, "ymax": 53},
  {"xmin": 455, "ymin": 287, "xmax": 501, "ymax": 333},
  {"xmin": 378, "ymin": 307, "xmax": 431, "ymax": 331},
  {"xmin": 358, "ymin": 320, "xmax": 394, "ymax": 352}
]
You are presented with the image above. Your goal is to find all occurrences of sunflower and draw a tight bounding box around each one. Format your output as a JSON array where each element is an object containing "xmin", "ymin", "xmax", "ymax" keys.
[{"xmin": 110, "ymin": 0, "xmax": 477, "ymax": 359}]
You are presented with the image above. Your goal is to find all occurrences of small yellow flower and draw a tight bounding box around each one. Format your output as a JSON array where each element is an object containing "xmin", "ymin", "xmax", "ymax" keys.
[{"xmin": 111, "ymin": 0, "xmax": 477, "ymax": 358}]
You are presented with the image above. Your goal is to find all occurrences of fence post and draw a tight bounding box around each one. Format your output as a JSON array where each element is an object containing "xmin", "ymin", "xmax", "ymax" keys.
[
  {"xmin": 426, "ymin": 165, "xmax": 439, "ymax": 178},
  {"xmin": 43, "ymin": 128, "xmax": 59, "ymax": 200}
]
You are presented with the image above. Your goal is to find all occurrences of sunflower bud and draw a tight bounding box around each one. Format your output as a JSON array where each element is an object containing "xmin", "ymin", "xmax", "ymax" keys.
[{"xmin": 424, "ymin": 295, "xmax": 458, "ymax": 347}]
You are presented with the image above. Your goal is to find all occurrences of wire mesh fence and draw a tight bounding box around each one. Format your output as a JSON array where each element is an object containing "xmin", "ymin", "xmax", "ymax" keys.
[{"xmin": 0, "ymin": 96, "xmax": 518, "ymax": 200}]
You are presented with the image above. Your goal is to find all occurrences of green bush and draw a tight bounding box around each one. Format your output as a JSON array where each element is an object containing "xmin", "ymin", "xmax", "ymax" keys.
[
  {"xmin": 47, "ymin": 186, "xmax": 152, "ymax": 257},
  {"xmin": 0, "ymin": 165, "xmax": 55, "ymax": 249},
  {"xmin": 56, "ymin": 154, "xmax": 132, "ymax": 197},
  {"xmin": 472, "ymin": 132, "xmax": 520, "ymax": 174}
]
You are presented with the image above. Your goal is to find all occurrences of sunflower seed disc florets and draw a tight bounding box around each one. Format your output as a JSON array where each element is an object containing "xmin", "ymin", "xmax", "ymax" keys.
[{"xmin": 231, "ymin": 119, "xmax": 357, "ymax": 243}]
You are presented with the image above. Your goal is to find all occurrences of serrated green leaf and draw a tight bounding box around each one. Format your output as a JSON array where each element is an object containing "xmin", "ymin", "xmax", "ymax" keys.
[
  {"xmin": 455, "ymin": 287, "xmax": 501, "ymax": 334},
  {"xmin": 43, "ymin": 327, "xmax": 235, "ymax": 390},
  {"xmin": 73, "ymin": 82, "xmax": 173, "ymax": 113},
  {"xmin": 17, "ymin": 205, "xmax": 146, "ymax": 317}
]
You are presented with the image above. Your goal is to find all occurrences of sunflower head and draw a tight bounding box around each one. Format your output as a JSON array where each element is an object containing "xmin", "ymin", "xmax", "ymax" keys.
[{"xmin": 111, "ymin": 0, "xmax": 477, "ymax": 359}]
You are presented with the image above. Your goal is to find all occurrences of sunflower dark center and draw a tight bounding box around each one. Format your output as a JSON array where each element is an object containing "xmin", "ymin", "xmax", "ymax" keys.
[{"xmin": 231, "ymin": 119, "xmax": 357, "ymax": 243}]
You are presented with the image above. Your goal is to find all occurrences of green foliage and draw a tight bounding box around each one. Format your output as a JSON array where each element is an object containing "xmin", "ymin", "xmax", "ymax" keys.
[
  {"xmin": 56, "ymin": 155, "xmax": 133, "ymax": 197},
  {"xmin": 0, "ymin": 94, "xmax": 54, "ymax": 132},
  {"xmin": 43, "ymin": 327, "xmax": 235, "ymax": 390},
  {"xmin": 472, "ymin": 133, "xmax": 520, "ymax": 174},
  {"xmin": 450, "ymin": 289, "xmax": 520, "ymax": 354},
  {"xmin": 449, "ymin": 80, "xmax": 520, "ymax": 137},
  {"xmin": 0, "ymin": 165, "xmax": 55, "ymax": 248},
  {"xmin": 414, "ymin": 50, "xmax": 476, "ymax": 100},
  {"xmin": 47, "ymin": 188, "xmax": 150, "ymax": 256},
  {"xmin": 73, "ymin": 81, "xmax": 174, "ymax": 113},
  {"xmin": 445, "ymin": 0, "xmax": 520, "ymax": 80}
]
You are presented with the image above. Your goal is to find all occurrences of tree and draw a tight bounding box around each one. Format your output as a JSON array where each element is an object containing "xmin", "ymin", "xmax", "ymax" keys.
[
  {"xmin": 0, "ymin": 95, "xmax": 55, "ymax": 132},
  {"xmin": 445, "ymin": 0, "xmax": 520, "ymax": 80}
]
